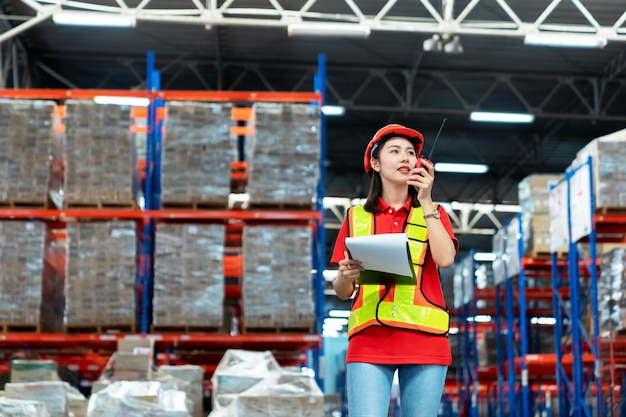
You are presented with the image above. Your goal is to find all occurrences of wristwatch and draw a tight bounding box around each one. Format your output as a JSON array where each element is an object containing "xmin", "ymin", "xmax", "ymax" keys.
[{"xmin": 424, "ymin": 209, "xmax": 440, "ymax": 220}]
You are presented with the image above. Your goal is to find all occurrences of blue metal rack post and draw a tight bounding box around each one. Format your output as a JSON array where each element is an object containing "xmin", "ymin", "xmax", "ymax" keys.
[
  {"xmin": 551, "ymin": 156, "xmax": 602, "ymax": 417},
  {"xmin": 312, "ymin": 53, "xmax": 326, "ymax": 391},
  {"xmin": 458, "ymin": 252, "xmax": 479, "ymax": 417}
]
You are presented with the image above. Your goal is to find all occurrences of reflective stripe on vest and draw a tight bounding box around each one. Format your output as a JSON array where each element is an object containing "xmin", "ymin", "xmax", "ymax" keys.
[{"xmin": 347, "ymin": 204, "xmax": 450, "ymax": 337}]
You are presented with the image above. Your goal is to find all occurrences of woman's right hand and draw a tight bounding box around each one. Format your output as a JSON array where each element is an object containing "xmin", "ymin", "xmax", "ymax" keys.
[{"xmin": 334, "ymin": 251, "xmax": 363, "ymax": 300}]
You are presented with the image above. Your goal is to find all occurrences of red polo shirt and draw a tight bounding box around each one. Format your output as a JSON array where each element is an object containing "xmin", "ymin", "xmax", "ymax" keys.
[{"xmin": 330, "ymin": 197, "xmax": 458, "ymax": 365}]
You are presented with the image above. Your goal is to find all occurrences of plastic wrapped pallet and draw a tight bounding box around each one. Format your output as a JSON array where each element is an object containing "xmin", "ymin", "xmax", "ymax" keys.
[
  {"xmin": 211, "ymin": 350, "xmax": 281, "ymax": 412},
  {"xmin": 86, "ymin": 381, "xmax": 190, "ymax": 417},
  {"xmin": 518, "ymin": 174, "xmax": 563, "ymax": 256},
  {"xmin": 246, "ymin": 102, "xmax": 320, "ymax": 206},
  {"xmin": 0, "ymin": 221, "xmax": 64, "ymax": 332},
  {"xmin": 63, "ymin": 100, "xmax": 137, "ymax": 207},
  {"xmin": 153, "ymin": 224, "xmax": 225, "ymax": 328},
  {"xmin": 0, "ymin": 397, "xmax": 51, "ymax": 417},
  {"xmin": 4, "ymin": 381, "xmax": 67, "ymax": 417},
  {"xmin": 242, "ymin": 225, "xmax": 315, "ymax": 330},
  {"xmin": 599, "ymin": 248, "xmax": 626, "ymax": 333},
  {"xmin": 0, "ymin": 100, "xmax": 62, "ymax": 207},
  {"xmin": 568, "ymin": 128, "xmax": 626, "ymax": 209},
  {"xmin": 158, "ymin": 365, "xmax": 205, "ymax": 417},
  {"xmin": 210, "ymin": 350, "xmax": 323, "ymax": 417},
  {"xmin": 161, "ymin": 101, "xmax": 236, "ymax": 207},
  {"xmin": 64, "ymin": 221, "xmax": 137, "ymax": 327}
]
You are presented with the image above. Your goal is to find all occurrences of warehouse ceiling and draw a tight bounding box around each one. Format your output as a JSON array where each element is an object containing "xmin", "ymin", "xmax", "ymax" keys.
[{"xmin": 1, "ymin": 0, "xmax": 626, "ymax": 255}]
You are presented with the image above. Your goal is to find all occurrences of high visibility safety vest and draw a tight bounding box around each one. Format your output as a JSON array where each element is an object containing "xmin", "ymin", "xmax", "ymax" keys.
[{"xmin": 347, "ymin": 204, "xmax": 450, "ymax": 338}]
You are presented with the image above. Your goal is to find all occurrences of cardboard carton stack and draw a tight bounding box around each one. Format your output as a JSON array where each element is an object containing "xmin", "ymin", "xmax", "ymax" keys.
[
  {"xmin": 568, "ymin": 128, "xmax": 626, "ymax": 209},
  {"xmin": 161, "ymin": 101, "xmax": 236, "ymax": 206},
  {"xmin": 518, "ymin": 173, "xmax": 563, "ymax": 256},
  {"xmin": 0, "ymin": 221, "xmax": 64, "ymax": 332},
  {"xmin": 246, "ymin": 103, "xmax": 320, "ymax": 206},
  {"xmin": 63, "ymin": 100, "xmax": 136, "ymax": 206},
  {"xmin": 0, "ymin": 100, "xmax": 59, "ymax": 205},
  {"xmin": 10, "ymin": 360, "xmax": 59, "ymax": 384},
  {"xmin": 114, "ymin": 339, "xmax": 154, "ymax": 380},
  {"xmin": 242, "ymin": 225, "xmax": 315, "ymax": 330},
  {"xmin": 599, "ymin": 248, "xmax": 626, "ymax": 333},
  {"xmin": 64, "ymin": 221, "xmax": 137, "ymax": 327},
  {"xmin": 153, "ymin": 224, "xmax": 225, "ymax": 328}
]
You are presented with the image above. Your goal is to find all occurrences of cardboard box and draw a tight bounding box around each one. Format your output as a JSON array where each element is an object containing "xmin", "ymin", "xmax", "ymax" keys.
[
  {"xmin": 10, "ymin": 360, "xmax": 59, "ymax": 383},
  {"xmin": 115, "ymin": 339, "xmax": 154, "ymax": 374}
]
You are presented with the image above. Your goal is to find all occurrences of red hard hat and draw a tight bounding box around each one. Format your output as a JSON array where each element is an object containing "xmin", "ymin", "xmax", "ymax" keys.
[{"xmin": 363, "ymin": 124, "xmax": 424, "ymax": 173}]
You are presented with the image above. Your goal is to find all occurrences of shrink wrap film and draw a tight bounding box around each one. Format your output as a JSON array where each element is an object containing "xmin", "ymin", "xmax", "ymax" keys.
[
  {"xmin": 65, "ymin": 222, "xmax": 137, "ymax": 326},
  {"xmin": 153, "ymin": 224, "xmax": 225, "ymax": 327}
]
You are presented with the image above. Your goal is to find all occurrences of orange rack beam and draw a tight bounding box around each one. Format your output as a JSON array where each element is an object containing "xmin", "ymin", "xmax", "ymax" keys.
[{"xmin": 0, "ymin": 333, "xmax": 321, "ymax": 351}]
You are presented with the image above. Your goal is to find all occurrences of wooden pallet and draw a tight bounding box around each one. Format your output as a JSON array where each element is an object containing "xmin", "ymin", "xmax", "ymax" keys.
[
  {"xmin": 0, "ymin": 199, "xmax": 50, "ymax": 209},
  {"xmin": 161, "ymin": 201, "xmax": 228, "ymax": 210},
  {"xmin": 64, "ymin": 323, "xmax": 136, "ymax": 334},
  {"xmin": 596, "ymin": 206, "xmax": 626, "ymax": 215},
  {"xmin": 242, "ymin": 325, "xmax": 313, "ymax": 334},
  {"xmin": 0, "ymin": 323, "xmax": 40, "ymax": 333},
  {"xmin": 528, "ymin": 249, "xmax": 567, "ymax": 259},
  {"xmin": 65, "ymin": 201, "xmax": 139, "ymax": 210},
  {"xmin": 150, "ymin": 325, "xmax": 221, "ymax": 334},
  {"xmin": 248, "ymin": 202, "xmax": 316, "ymax": 211}
]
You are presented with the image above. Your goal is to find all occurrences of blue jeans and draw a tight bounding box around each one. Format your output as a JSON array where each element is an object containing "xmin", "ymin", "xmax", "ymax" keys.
[{"xmin": 347, "ymin": 362, "xmax": 448, "ymax": 417}]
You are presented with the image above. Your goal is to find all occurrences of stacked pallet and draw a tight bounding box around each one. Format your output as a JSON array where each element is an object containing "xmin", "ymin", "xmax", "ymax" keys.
[
  {"xmin": 161, "ymin": 101, "xmax": 236, "ymax": 207},
  {"xmin": 599, "ymin": 248, "xmax": 626, "ymax": 333},
  {"xmin": 518, "ymin": 173, "xmax": 563, "ymax": 257},
  {"xmin": 153, "ymin": 223, "xmax": 225, "ymax": 330},
  {"xmin": 63, "ymin": 100, "xmax": 136, "ymax": 207},
  {"xmin": 64, "ymin": 221, "xmax": 137, "ymax": 330},
  {"xmin": 569, "ymin": 128, "xmax": 626, "ymax": 210},
  {"xmin": 0, "ymin": 221, "xmax": 64, "ymax": 332},
  {"xmin": 246, "ymin": 102, "xmax": 320, "ymax": 207},
  {"xmin": 242, "ymin": 225, "xmax": 315, "ymax": 331},
  {"xmin": 0, "ymin": 100, "xmax": 60, "ymax": 207}
]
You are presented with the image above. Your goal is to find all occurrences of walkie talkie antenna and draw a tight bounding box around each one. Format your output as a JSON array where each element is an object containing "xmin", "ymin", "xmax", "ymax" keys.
[{"xmin": 427, "ymin": 118, "xmax": 447, "ymax": 160}]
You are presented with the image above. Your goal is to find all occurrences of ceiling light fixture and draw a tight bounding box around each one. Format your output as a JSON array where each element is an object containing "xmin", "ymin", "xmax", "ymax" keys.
[
  {"xmin": 53, "ymin": 10, "xmax": 136, "ymax": 27},
  {"xmin": 443, "ymin": 35, "xmax": 464, "ymax": 54},
  {"xmin": 524, "ymin": 33, "xmax": 607, "ymax": 49},
  {"xmin": 470, "ymin": 111, "xmax": 535, "ymax": 123},
  {"xmin": 423, "ymin": 34, "xmax": 463, "ymax": 54},
  {"xmin": 94, "ymin": 96, "xmax": 149, "ymax": 107},
  {"xmin": 321, "ymin": 105, "xmax": 345, "ymax": 116},
  {"xmin": 287, "ymin": 23, "xmax": 370, "ymax": 38},
  {"xmin": 435, "ymin": 163, "xmax": 489, "ymax": 174},
  {"xmin": 423, "ymin": 34, "xmax": 442, "ymax": 52}
]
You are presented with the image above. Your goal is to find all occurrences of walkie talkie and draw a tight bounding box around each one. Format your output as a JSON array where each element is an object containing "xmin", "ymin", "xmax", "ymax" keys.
[{"xmin": 416, "ymin": 118, "xmax": 446, "ymax": 169}]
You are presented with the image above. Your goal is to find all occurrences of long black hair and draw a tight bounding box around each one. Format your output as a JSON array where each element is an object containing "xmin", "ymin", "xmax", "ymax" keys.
[{"xmin": 363, "ymin": 136, "xmax": 420, "ymax": 213}]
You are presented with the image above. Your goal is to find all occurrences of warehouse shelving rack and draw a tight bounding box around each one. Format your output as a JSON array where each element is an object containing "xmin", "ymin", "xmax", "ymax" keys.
[
  {"xmin": 550, "ymin": 156, "xmax": 626, "ymax": 417},
  {"xmin": 0, "ymin": 53, "xmax": 328, "ymax": 391}
]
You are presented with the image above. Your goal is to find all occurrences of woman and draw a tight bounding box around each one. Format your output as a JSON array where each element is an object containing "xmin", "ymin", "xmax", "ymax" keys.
[{"xmin": 331, "ymin": 123, "xmax": 458, "ymax": 417}]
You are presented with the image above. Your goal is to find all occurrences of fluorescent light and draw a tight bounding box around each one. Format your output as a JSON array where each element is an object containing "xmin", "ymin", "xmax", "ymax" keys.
[
  {"xmin": 474, "ymin": 252, "xmax": 496, "ymax": 262},
  {"xmin": 494, "ymin": 204, "xmax": 522, "ymax": 213},
  {"xmin": 94, "ymin": 96, "xmax": 149, "ymax": 107},
  {"xmin": 468, "ymin": 315, "xmax": 492, "ymax": 323},
  {"xmin": 323, "ymin": 323, "xmax": 344, "ymax": 332},
  {"xmin": 435, "ymin": 163, "xmax": 489, "ymax": 174},
  {"xmin": 448, "ymin": 327, "xmax": 459, "ymax": 335},
  {"xmin": 470, "ymin": 111, "xmax": 535, "ymax": 123},
  {"xmin": 288, "ymin": 23, "xmax": 370, "ymax": 38},
  {"xmin": 324, "ymin": 317, "xmax": 348, "ymax": 326},
  {"xmin": 321, "ymin": 105, "xmax": 345, "ymax": 116},
  {"xmin": 329, "ymin": 310, "xmax": 350, "ymax": 318},
  {"xmin": 53, "ymin": 11, "xmax": 136, "ymax": 27},
  {"xmin": 524, "ymin": 33, "xmax": 607, "ymax": 49},
  {"xmin": 530, "ymin": 317, "xmax": 556, "ymax": 325}
]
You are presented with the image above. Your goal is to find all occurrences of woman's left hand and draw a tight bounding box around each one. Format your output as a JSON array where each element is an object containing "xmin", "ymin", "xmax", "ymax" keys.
[{"xmin": 407, "ymin": 158, "xmax": 435, "ymax": 202}]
